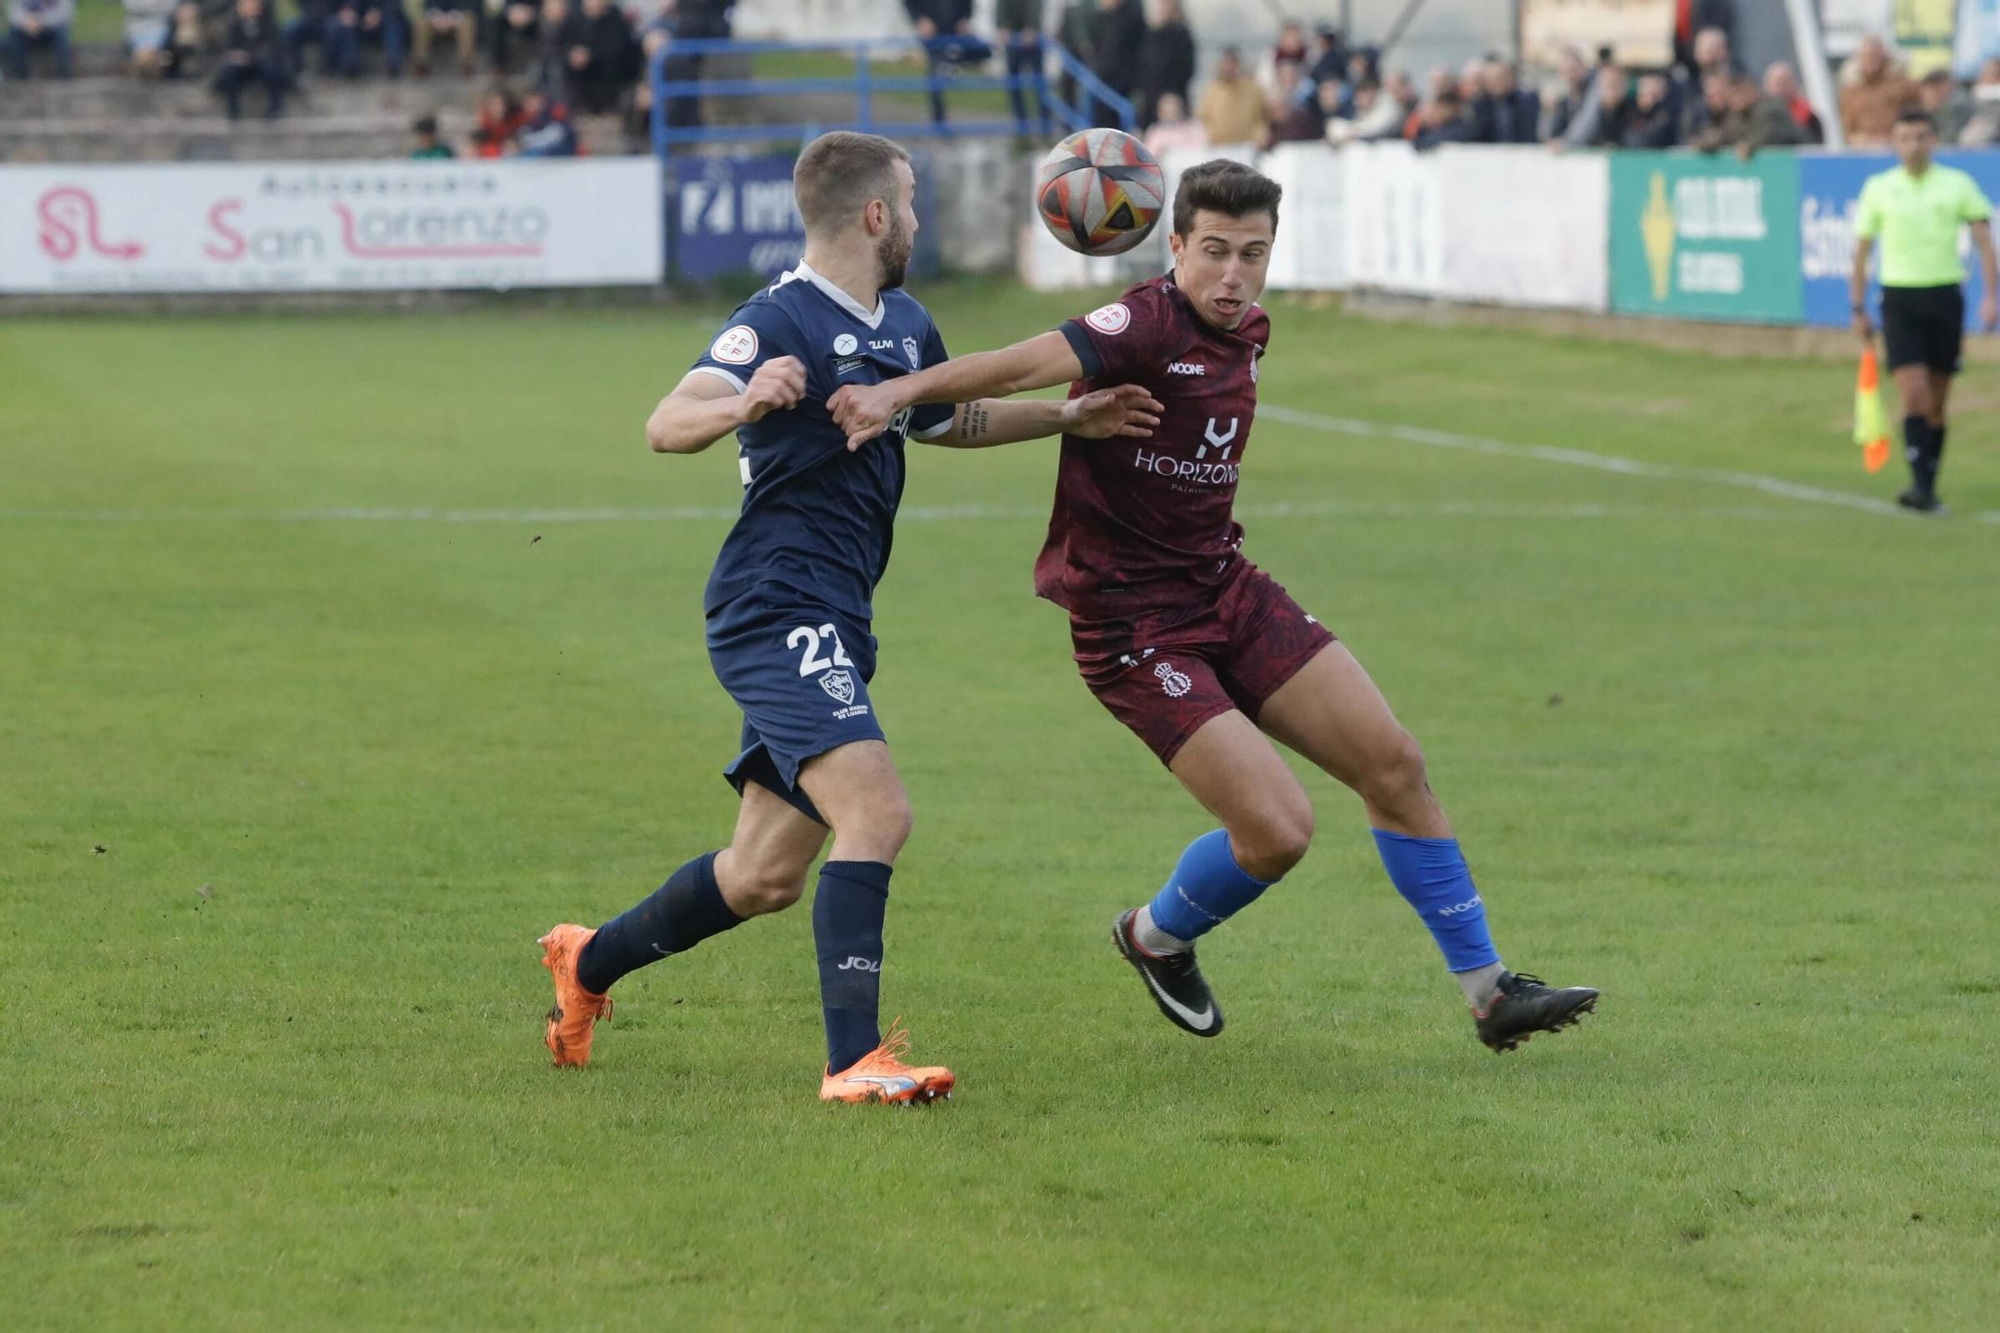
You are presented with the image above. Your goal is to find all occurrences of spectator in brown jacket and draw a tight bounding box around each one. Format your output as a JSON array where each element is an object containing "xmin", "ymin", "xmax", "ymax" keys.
[
  {"xmin": 1196, "ymin": 46, "xmax": 1267, "ymax": 145},
  {"xmin": 1841, "ymin": 35, "xmax": 1918, "ymax": 147}
]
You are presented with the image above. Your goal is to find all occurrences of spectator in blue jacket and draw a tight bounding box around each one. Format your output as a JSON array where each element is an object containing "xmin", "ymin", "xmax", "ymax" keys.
[
  {"xmin": 5, "ymin": 0, "xmax": 74, "ymax": 78},
  {"xmin": 1468, "ymin": 57, "xmax": 1538, "ymax": 143},
  {"xmin": 516, "ymin": 87, "xmax": 579, "ymax": 155}
]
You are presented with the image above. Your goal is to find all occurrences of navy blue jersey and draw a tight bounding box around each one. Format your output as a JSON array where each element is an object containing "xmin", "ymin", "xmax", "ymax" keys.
[{"xmin": 689, "ymin": 261, "xmax": 954, "ymax": 622}]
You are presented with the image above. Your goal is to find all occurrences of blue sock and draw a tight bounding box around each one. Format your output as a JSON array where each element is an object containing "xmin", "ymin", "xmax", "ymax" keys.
[
  {"xmin": 576, "ymin": 852, "xmax": 743, "ymax": 994},
  {"xmin": 814, "ymin": 860, "xmax": 891, "ymax": 1073},
  {"xmin": 1371, "ymin": 830, "xmax": 1501, "ymax": 973},
  {"xmin": 1145, "ymin": 829, "xmax": 1276, "ymax": 942}
]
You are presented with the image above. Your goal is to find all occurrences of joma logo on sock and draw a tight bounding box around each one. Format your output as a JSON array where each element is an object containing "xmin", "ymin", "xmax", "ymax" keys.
[
  {"xmin": 836, "ymin": 956, "xmax": 882, "ymax": 972},
  {"xmin": 1437, "ymin": 897, "xmax": 1483, "ymax": 917}
]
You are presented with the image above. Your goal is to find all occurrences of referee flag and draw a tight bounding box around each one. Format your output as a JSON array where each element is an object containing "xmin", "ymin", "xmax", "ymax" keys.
[{"xmin": 1854, "ymin": 348, "xmax": 1891, "ymax": 474}]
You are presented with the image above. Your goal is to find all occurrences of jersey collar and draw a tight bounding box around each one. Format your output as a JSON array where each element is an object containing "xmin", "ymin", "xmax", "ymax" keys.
[{"xmin": 789, "ymin": 260, "xmax": 887, "ymax": 330}]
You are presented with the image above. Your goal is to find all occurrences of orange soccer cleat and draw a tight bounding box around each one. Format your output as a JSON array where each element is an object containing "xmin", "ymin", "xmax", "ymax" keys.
[
  {"xmin": 818, "ymin": 1018, "xmax": 955, "ymax": 1105},
  {"xmin": 539, "ymin": 924, "xmax": 613, "ymax": 1067}
]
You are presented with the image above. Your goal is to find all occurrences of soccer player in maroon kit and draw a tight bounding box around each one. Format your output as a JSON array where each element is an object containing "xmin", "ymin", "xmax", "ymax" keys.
[{"xmin": 831, "ymin": 161, "xmax": 1597, "ymax": 1052}]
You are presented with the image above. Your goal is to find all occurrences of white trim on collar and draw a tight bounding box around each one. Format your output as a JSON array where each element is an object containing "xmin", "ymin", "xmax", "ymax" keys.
[{"xmin": 783, "ymin": 259, "xmax": 887, "ymax": 330}]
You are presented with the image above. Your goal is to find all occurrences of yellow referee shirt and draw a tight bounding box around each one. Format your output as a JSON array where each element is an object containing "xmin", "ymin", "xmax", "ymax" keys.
[{"xmin": 1855, "ymin": 163, "xmax": 1994, "ymax": 288}]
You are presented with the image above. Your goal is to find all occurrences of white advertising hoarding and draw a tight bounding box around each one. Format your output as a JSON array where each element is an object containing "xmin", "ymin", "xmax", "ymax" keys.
[
  {"xmin": 1261, "ymin": 141, "xmax": 1345, "ymax": 292},
  {"xmin": 1341, "ymin": 142, "xmax": 1445, "ymax": 296},
  {"xmin": 1436, "ymin": 145, "xmax": 1610, "ymax": 311},
  {"xmin": 0, "ymin": 158, "xmax": 663, "ymax": 294}
]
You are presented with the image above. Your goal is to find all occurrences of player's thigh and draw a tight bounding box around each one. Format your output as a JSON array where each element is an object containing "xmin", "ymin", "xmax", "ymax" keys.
[
  {"xmin": 1254, "ymin": 641, "xmax": 1425, "ymax": 798},
  {"xmin": 717, "ymin": 779, "xmax": 829, "ymax": 913},
  {"xmin": 1167, "ymin": 709, "xmax": 1314, "ymax": 877},
  {"xmin": 796, "ymin": 739, "xmax": 912, "ymax": 860}
]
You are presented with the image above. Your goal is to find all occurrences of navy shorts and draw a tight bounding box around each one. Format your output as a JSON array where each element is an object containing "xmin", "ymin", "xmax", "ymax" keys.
[{"xmin": 707, "ymin": 591, "xmax": 885, "ymax": 824}]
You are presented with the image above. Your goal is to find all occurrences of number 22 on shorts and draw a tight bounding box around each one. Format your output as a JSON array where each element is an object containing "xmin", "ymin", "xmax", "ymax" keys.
[{"xmin": 787, "ymin": 623, "xmax": 853, "ymax": 676}]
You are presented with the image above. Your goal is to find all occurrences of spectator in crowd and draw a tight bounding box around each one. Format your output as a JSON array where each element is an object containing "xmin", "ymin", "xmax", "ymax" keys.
[
  {"xmin": 1265, "ymin": 61, "xmax": 1322, "ymax": 144},
  {"xmin": 1384, "ymin": 67, "xmax": 1417, "ymax": 123},
  {"xmin": 559, "ymin": 0, "xmax": 637, "ymax": 114},
  {"xmin": 1136, "ymin": 0, "xmax": 1195, "ymax": 130},
  {"xmin": 410, "ymin": 112, "xmax": 455, "ymax": 156},
  {"xmin": 1469, "ymin": 57, "xmax": 1538, "ymax": 143},
  {"xmin": 1683, "ymin": 69, "xmax": 1729, "ymax": 141},
  {"xmin": 286, "ymin": 0, "xmax": 360, "ymax": 77},
  {"xmin": 126, "ymin": 0, "xmax": 178, "ymax": 75},
  {"xmin": 653, "ymin": 0, "xmax": 730, "ymax": 135},
  {"xmin": 1542, "ymin": 45, "xmax": 1593, "ymax": 139},
  {"xmin": 904, "ymin": 0, "xmax": 990, "ymax": 127},
  {"xmin": 1958, "ymin": 57, "xmax": 2000, "ymax": 145},
  {"xmin": 1089, "ymin": 0, "xmax": 1145, "ymax": 127},
  {"xmin": 1326, "ymin": 77, "xmax": 1399, "ymax": 144},
  {"xmin": 1256, "ymin": 17, "xmax": 1308, "ymax": 96},
  {"xmin": 1689, "ymin": 25, "xmax": 1735, "ymax": 81},
  {"xmin": 490, "ymin": 0, "xmax": 542, "ymax": 75},
  {"xmin": 621, "ymin": 23, "xmax": 666, "ymax": 149},
  {"xmin": 1673, "ymin": 0, "xmax": 1734, "ymax": 79},
  {"xmin": 351, "ymin": 0, "xmax": 407, "ymax": 78},
  {"xmin": 1412, "ymin": 87, "xmax": 1470, "ymax": 150},
  {"xmin": 1763, "ymin": 61, "xmax": 1824, "ymax": 143},
  {"xmin": 1056, "ymin": 0, "xmax": 1093, "ymax": 112},
  {"xmin": 1567, "ymin": 63, "xmax": 1634, "ymax": 147},
  {"xmin": 4, "ymin": 0, "xmax": 74, "ymax": 78},
  {"xmin": 1919, "ymin": 69, "xmax": 1970, "ymax": 143},
  {"xmin": 1841, "ymin": 34, "xmax": 1918, "ymax": 147},
  {"xmin": 1196, "ymin": 45, "xmax": 1266, "ymax": 145},
  {"xmin": 471, "ymin": 83, "xmax": 525, "ymax": 154},
  {"xmin": 215, "ymin": 0, "xmax": 286, "ymax": 118},
  {"xmin": 1308, "ymin": 23, "xmax": 1347, "ymax": 90},
  {"xmin": 1624, "ymin": 71, "xmax": 1680, "ymax": 148},
  {"xmin": 1455, "ymin": 55, "xmax": 1483, "ymax": 102},
  {"xmin": 1692, "ymin": 69, "xmax": 1805, "ymax": 157},
  {"xmin": 156, "ymin": 2, "xmax": 203, "ymax": 78},
  {"xmin": 411, "ymin": 0, "xmax": 475, "ymax": 77},
  {"xmin": 515, "ymin": 87, "xmax": 579, "ymax": 154},
  {"xmin": 1141, "ymin": 90, "xmax": 1207, "ymax": 153},
  {"xmin": 994, "ymin": 0, "xmax": 1049, "ymax": 132}
]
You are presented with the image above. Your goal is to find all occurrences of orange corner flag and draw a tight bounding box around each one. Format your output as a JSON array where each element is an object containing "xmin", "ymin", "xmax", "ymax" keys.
[{"xmin": 1854, "ymin": 348, "xmax": 1891, "ymax": 474}]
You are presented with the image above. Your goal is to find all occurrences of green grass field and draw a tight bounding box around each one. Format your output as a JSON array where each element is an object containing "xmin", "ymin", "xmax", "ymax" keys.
[{"xmin": 4, "ymin": 287, "xmax": 1998, "ymax": 1330}]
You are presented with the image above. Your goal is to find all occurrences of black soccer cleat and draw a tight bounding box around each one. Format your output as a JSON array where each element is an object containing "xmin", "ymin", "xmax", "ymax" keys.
[
  {"xmin": 1897, "ymin": 488, "xmax": 1948, "ymax": 516},
  {"xmin": 1473, "ymin": 971, "xmax": 1598, "ymax": 1053},
  {"xmin": 1112, "ymin": 909, "xmax": 1223, "ymax": 1037}
]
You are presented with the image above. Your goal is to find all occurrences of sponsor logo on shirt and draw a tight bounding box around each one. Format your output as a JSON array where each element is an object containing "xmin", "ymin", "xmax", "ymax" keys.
[
  {"xmin": 1085, "ymin": 301, "xmax": 1132, "ymax": 335},
  {"xmin": 869, "ymin": 338, "xmax": 894, "ymax": 350},
  {"xmin": 1131, "ymin": 449, "xmax": 1239, "ymax": 486},
  {"xmin": 711, "ymin": 324, "xmax": 759, "ymax": 365},
  {"xmin": 1167, "ymin": 361, "xmax": 1206, "ymax": 376},
  {"xmin": 833, "ymin": 356, "xmax": 867, "ymax": 376},
  {"xmin": 833, "ymin": 333, "xmax": 858, "ymax": 355}
]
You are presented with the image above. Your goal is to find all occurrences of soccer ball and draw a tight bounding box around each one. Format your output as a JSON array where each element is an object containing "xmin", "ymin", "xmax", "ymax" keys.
[{"xmin": 1035, "ymin": 129, "xmax": 1166, "ymax": 257}]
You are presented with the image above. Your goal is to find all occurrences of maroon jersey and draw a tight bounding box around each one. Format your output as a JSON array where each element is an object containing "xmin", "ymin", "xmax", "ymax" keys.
[{"xmin": 1034, "ymin": 275, "xmax": 1270, "ymax": 617}]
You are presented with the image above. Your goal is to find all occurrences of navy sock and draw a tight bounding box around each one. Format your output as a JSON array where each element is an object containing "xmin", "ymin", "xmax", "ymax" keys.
[
  {"xmin": 813, "ymin": 860, "xmax": 891, "ymax": 1073},
  {"xmin": 1372, "ymin": 830, "xmax": 1501, "ymax": 974},
  {"xmin": 575, "ymin": 852, "xmax": 741, "ymax": 994}
]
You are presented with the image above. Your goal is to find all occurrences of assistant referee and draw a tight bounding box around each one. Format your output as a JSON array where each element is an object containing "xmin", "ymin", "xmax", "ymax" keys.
[{"xmin": 1852, "ymin": 108, "xmax": 1999, "ymax": 514}]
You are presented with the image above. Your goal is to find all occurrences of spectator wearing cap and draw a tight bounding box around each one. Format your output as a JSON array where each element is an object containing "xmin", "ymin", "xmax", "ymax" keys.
[
  {"xmin": 1763, "ymin": 61, "xmax": 1824, "ymax": 143},
  {"xmin": 1469, "ymin": 57, "xmax": 1539, "ymax": 144},
  {"xmin": 1136, "ymin": 0, "xmax": 1195, "ymax": 129},
  {"xmin": 4, "ymin": 0, "xmax": 74, "ymax": 78},
  {"xmin": 1142, "ymin": 90, "xmax": 1207, "ymax": 154},
  {"xmin": 1841, "ymin": 35, "xmax": 1919, "ymax": 147},
  {"xmin": 1196, "ymin": 45, "xmax": 1266, "ymax": 145}
]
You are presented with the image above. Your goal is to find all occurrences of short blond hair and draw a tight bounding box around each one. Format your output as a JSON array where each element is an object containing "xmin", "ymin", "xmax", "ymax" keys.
[{"xmin": 793, "ymin": 131, "xmax": 911, "ymax": 237}]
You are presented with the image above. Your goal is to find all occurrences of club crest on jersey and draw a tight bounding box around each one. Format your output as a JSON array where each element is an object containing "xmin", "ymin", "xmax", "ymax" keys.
[
  {"xmin": 1154, "ymin": 661, "xmax": 1193, "ymax": 698},
  {"xmin": 902, "ymin": 336, "xmax": 921, "ymax": 371},
  {"xmin": 711, "ymin": 325, "xmax": 759, "ymax": 365},
  {"xmin": 833, "ymin": 333, "xmax": 858, "ymax": 356},
  {"xmin": 1086, "ymin": 302, "xmax": 1131, "ymax": 335},
  {"xmin": 1250, "ymin": 354, "xmax": 1260, "ymax": 384},
  {"xmin": 819, "ymin": 670, "xmax": 856, "ymax": 705}
]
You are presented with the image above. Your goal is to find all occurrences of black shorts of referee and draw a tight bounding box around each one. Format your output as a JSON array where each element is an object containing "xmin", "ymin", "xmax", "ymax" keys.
[{"xmin": 1880, "ymin": 283, "xmax": 1965, "ymax": 375}]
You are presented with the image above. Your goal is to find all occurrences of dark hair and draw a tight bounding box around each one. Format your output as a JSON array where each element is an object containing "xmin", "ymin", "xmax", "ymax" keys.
[
  {"xmin": 793, "ymin": 131, "xmax": 911, "ymax": 236},
  {"xmin": 1172, "ymin": 160, "xmax": 1282, "ymax": 237},
  {"xmin": 1897, "ymin": 107, "xmax": 1939, "ymax": 129},
  {"xmin": 1922, "ymin": 69, "xmax": 1954, "ymax": 86},
  {"xmin": 414, "ymin": 114, "xmax": 439, "ymax": 136}
]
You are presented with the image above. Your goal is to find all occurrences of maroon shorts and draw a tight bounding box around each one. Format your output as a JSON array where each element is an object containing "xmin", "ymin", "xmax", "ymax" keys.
[{"xmin": 1068, "ymin": 562, "xmax": 1337, "ymax": 766}]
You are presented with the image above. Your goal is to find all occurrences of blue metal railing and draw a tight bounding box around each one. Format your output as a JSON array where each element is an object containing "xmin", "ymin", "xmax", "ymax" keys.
[{"xmin": 647, "ymin": 37, "xmax": 1136, "ymax": 154}]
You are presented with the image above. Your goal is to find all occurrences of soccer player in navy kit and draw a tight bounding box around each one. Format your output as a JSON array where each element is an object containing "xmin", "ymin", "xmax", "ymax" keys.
[
  {"xmin": 833, "ymin": 161, "xmax": 1598, "ymax": 1053},
  {"xmin": 537, "ymin": 132, "xmax": 1161, "ymax": 1103}
]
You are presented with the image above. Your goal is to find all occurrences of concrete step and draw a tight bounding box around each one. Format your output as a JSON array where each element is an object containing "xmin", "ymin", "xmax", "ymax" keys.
[
  {"xmin": 0, "ymin": 71, "xmax": 512, "ymax": 121},
  {"xmin": 0, "ymin": 110, "xmax": 636, "ymax": 163}
]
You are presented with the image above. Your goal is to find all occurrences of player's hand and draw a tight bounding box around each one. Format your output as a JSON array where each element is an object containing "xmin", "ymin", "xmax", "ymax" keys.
[
  {"xmin": 1061, "ymin": 383, "xmax": 1164, "ymax": 440},
  {"xmin": 1852, "ymin": 310, "xmax": 1874, "ymax": 345},
  {"xmin": 739, "ymin": 356, "xmax": 806, "ymax": 425},
  {"xmin": 829, "ymin": 381, "xmax": 906, "ymax": 451},
  {"xmin": 1982, "ymin": 294, "xmax": 1998, "ymax": 332}
]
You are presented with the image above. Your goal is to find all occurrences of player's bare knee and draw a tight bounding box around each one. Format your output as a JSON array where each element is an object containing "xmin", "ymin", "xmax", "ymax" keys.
[
  {"xmin": 734, "ymin": 871, "xmax": 807, "ymax": 916},
  {"xmin": 1233, "ymin": 802, "xmax": 1313, "ymax": 880},
  {"xmin": 830, "ymin": 792, "xmax": 913, "ymax": 864},
  {"xmin": 1362, "ymin": 731, "xmax": 1430, "ymax": 811}
]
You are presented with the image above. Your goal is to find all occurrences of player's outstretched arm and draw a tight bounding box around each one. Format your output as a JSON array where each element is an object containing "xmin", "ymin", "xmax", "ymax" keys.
[
  {"xmin": 829, "ymin": 332, "xmax": 1085, "ymax": 451},
  {"xmin": 925, "ymin": 385, "xmax": 1163, "ymax": 450},
  {"xmin": 646, "ymin": 357, "xmax": 806, "ymax": 454}
]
